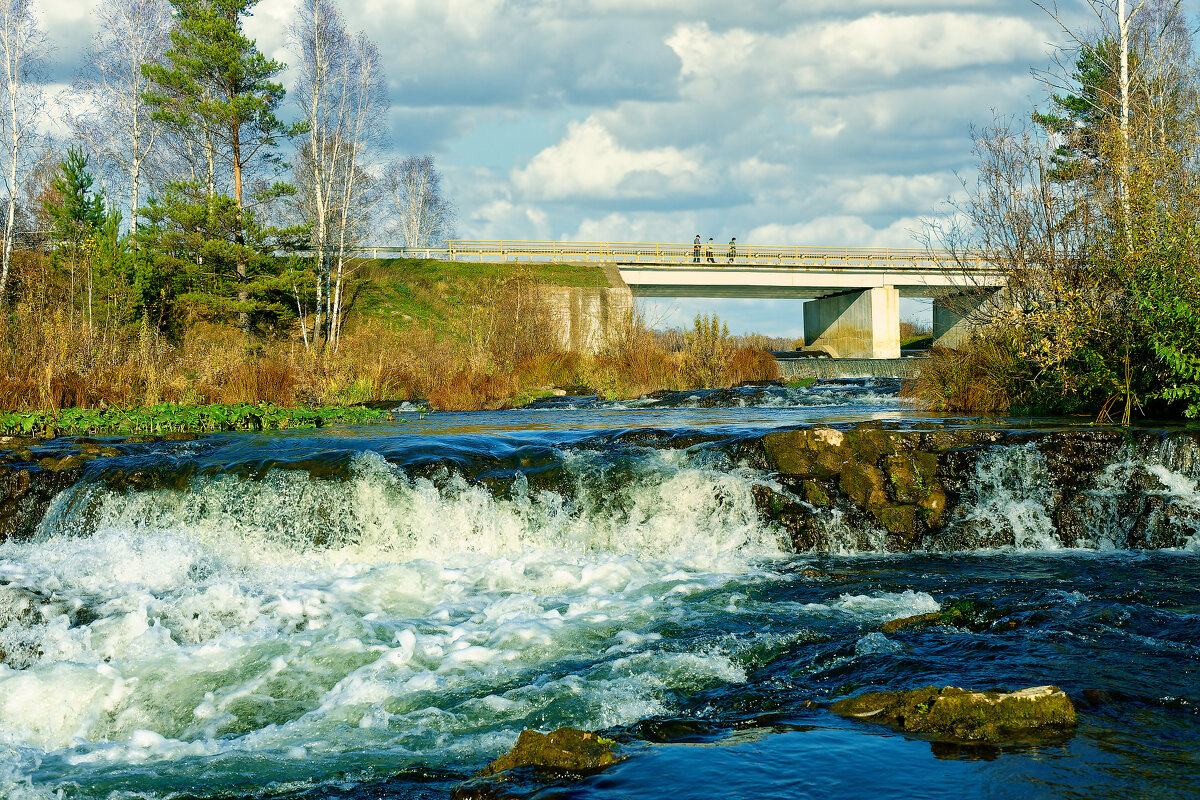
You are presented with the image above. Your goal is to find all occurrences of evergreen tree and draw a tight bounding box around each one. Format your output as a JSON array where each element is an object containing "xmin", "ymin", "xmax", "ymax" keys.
[
  {"xmin": 143, "ymin": 0, "xmax": 299, "ymax": 338},
  {"xmin": 45, "ymin": 146, "xmax": 106, "ymax": 327}
]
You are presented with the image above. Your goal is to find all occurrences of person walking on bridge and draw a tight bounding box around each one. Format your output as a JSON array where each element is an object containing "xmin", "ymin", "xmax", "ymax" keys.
[
  {"xmin": 705, "ymin": 238, "xmax": 715, "ymax": 263},
  {"xmin": 727, "ymin": 237, "xmax": 736, "ymax": 263},
  {"xmin": 693, "ymin": 234, "xmax": 701, "ymax": 262}
]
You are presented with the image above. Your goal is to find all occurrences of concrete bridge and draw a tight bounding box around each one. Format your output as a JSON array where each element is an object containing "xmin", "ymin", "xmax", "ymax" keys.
[{"xmin": 355, "ymin": 240, "xmax": 1005, "ymax": 359}]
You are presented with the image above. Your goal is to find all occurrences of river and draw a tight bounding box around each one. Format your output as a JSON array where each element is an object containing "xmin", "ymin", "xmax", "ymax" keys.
[{"xmin": 0, "ymin": 380, "xmax": 1197, "ymax": 799}]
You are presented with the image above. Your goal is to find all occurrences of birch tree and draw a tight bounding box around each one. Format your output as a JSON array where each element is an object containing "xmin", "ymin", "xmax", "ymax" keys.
[
  {"xmin": 0, "ymin": 0, "xmax": 46, "ymax": 297},
  {"xmin": 290, "ymin": 0, "xmax": 387, "ymax": 351},
  {"xmin": 383, "ymin": 155, "xmax": 455, "ymax": 249},
  {"xmin": 68, "ymin": 0, "xmax": 172, "ymax": 237}
]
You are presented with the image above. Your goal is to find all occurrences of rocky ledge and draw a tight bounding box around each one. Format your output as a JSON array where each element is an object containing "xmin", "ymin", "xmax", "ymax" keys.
[
  {"xmin": 753, "ymin": 423, "xmax": 1200, "ymax": 552},
  {"xmin": 831, "ymin": 685, "xmax": 1077, "ymax": 742}
]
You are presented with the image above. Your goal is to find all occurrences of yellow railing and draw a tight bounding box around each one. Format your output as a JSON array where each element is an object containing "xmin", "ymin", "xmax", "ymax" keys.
[{"xmin": 346, "ymin": 240, "xmax": 998, "ymax": 271}]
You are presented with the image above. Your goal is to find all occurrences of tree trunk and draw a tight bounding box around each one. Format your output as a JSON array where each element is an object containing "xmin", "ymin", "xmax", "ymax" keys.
[
  {"xmin": 1119, "ymin": 0, "xmax": 1132, "ymax": 249},
  {"xmin": 233, "ymin": 129, "xmax": 249, "ymax": 339},
  {"xmin": 0, "ymin": 80, "xmax": 17, "ymax": 298}
]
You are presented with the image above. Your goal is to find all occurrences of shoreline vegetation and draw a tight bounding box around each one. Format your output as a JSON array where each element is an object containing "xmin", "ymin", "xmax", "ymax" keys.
[
  {"xmin": 2, "ymin": 255, "xmax": 785, "ymax": 431},
  {"xmin": 906, "ymin": 3, "xmax": 1200, "ymax": 422}
]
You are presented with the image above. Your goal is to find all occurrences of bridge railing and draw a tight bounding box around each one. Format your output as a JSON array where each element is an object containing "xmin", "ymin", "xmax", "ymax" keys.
[{"xmin": 335, "ymin": 240, "xmax": 998, "ymax": 271}]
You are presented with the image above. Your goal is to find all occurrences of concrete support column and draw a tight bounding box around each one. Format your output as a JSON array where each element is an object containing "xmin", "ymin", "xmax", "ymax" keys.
[
  {"xmin": 933, "ymin": 290, "xmax": 996, "ymax": 349},
  {"xmin": 803, "ymin": 286, "xmax": 900, "ymax": 359}
]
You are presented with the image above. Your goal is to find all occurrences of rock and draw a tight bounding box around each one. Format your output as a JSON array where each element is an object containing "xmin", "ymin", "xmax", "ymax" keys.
[
  {"xmin": 882, "ymin": 599, "xmax": 1002, "ymax": 633},
  {"xmin": 831, "ymin": 685, "xmax": 1076, "ymax": 741},
  {"xmin": 78, "ymin": 443, "xmax": 121, "ymax": 458},
  {"xmin": 750, "ymin": 484, "xmax": 825, "ymax": 551},
  {"xmin": 475, "ymin": 729, "xmax": 622, "ymax": 779},
  {"xmin": 801, "ymin": 480, "xmax": 833, "ymax": 507},
  {"xmin": 881, "ymin": 611, "xmax": 945, "ymax": 633},
  {"xmin": 37, "ymin": 454, "xmax": 88, "ymax": 472},
  {"xmin": 0, "ymin": 436, "xmax": 41, "ymax": 449},
  {"xmin": 839, "ymin": 462, "xmax": 888, "ymax": 508},
  {"xmin": 0, "ymin": 464, "xmax": 84, "ymax": 544}
]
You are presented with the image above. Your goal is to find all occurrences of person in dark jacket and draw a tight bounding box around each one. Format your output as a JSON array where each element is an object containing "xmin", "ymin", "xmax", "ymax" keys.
[
  {"xmin": 727, "ymin": 237, "xmax": 736, "ymax": 263},
  {"xmin": 693, "ymin": 234, "xmax": 701, "ymax": 262}
]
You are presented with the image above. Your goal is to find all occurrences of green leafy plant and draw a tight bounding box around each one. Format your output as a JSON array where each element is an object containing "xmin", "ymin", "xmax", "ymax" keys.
[{"xmin": 0, "ymin": 403, "xmax": 388, "ymax": 438}]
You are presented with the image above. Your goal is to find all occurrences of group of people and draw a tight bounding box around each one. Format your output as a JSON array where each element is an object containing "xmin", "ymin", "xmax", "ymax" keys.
[{"xmin": 693, "ymin": 235, "xmax": 736, "ymax": 264}]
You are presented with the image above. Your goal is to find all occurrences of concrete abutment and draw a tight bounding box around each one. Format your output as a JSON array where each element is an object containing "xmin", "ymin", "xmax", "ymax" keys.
[
  {"xmin": 802, "ymin": 286, "xmax": 900, "ymax": 359},
  {"xmin": 933, "ymin": 289, "xmax": 1000, "ymax": 349}
]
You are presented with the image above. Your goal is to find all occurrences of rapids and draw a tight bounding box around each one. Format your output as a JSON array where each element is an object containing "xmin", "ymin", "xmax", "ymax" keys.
[{"xmin": 0, "ymin": 381, "xmax": 1197, "ymax": 799}]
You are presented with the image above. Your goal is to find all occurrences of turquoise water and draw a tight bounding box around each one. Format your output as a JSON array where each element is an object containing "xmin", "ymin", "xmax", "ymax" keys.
[{"xmin": 0, "ymin": 382, "xmax": 1197, "ymax": 799}]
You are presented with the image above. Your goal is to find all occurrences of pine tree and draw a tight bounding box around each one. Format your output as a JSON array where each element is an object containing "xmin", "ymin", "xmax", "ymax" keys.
[
  {"xmin": 143, "ymin": 0, "xmax": 299, "ymax": 338},
  {"xmin": 46, "ymin": 146, "xmax": 106, "ymax": 327}
]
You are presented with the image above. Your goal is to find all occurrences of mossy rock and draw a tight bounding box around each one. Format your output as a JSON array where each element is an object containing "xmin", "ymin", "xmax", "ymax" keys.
[
  {"xmin": 802, "ymin": 480, "xmax": 832, "ymax": 507},
  {"xmin": 750, "ymin": 485, "xmax": 825, "ymax": 551},
  {"xmin": 763, "ymin": 427, "xmax": 863, "ymax": 478},
  {"xmin": 882, "ymin": 599, "xmax": 1001, "ymax": 633},
  {"xmin": 78, "ymin": 443, "xmax": 122, "ymax": 458},
  {"xmin": 37, "ymin": 454, "xmax": 88, "ymax": 472},
  {"xmin": 884, "ymin": 452, "xmax": 938, "ymax": 503},
  {"xmin": 841, "ymin": 424, "xmax": 898, "ymax": 463},
  {"xmin": 831, "ymin": 685, "xmax": 1076, "ymax": 741},
  {"xmin": 872, "ymin": 504, "xmax": 920, "ymax": 536},
  {"xmin": 839, "ymin": 462, "xmax": 887, "ymax": 508},
  {"xmin": 476, "ymin": 728, "xmax": 622, "ymax": 777}
]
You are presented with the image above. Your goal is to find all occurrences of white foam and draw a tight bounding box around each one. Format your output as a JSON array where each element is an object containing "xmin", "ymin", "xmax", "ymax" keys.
[{"xmin": 0, "ymin": 448, "xmax": 792, "ymax": 791}]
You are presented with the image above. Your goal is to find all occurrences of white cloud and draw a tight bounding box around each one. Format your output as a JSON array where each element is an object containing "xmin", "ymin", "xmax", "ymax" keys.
[
  {"xmin": 511, "ymin": 118, "xmax": 705, "ymax": 202},
  {"xmin": 748, "ymin": 215, "xmax": 928, "ymax": 249},
  {"xmin": 835, "ymin": 173, "xmax": 960, "ymax": 214}
]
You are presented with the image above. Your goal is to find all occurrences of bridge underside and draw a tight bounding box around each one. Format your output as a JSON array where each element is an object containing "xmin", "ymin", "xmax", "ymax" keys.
[
  {"xmin": 617, "ymin": 264, "xmax": 1003, "ymax": 359},
  {"xmin": 629, "ymin": 284, "xmax": 968, "ymax": 299}
]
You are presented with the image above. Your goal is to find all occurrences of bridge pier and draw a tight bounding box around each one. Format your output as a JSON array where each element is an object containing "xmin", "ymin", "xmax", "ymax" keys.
[
  {"xmin": 933, "ymin": 290, "xmax": 996, "ymax": 348},
  {"xmin": 803, "ymin": 286, "xmax": 900, "ymax": 359}
]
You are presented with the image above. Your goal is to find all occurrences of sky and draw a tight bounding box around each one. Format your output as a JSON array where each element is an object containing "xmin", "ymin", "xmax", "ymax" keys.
[{"xmin": 39, "ymin": 0, "xmax": 1099, "ymax": 338}]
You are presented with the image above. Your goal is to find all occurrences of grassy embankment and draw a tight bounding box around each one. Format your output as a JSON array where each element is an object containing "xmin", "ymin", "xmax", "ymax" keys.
[{"xmin": 0, "ymin": 257, "xmax": 781, "ymax": 433}]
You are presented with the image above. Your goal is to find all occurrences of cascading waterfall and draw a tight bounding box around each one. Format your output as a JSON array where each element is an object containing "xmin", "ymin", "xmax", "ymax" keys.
[{"xmin": 1, "ymin": 382, "xmax": 1198, "ymax": 800}]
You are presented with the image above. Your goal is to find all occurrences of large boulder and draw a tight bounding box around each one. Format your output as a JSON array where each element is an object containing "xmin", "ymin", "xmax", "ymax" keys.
[
  {"xmin": 455, "ymin": 729, "xmax": 623, "ymax": 800},
  {"xmin": 831, "ymin": 685, "xmax": 1076, "ymax": 741},
  {"xmin": 476, "ymin": 728, "xmax": 622, "ymax": 777}
]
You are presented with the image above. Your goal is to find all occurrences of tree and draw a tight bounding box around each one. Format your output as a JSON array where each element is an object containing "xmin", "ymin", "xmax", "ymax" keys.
[
  {"xmin": 68, "ymin": 0, "xmax": 173, "ymax": 237},
  {"xmin": 144, "ymin": 0, "xmax": 299, "ymax": 337},
  {"xmin": 383, "ymin": 155, "xmax": 455, "ymax": 249},
  {"xmin": 928, "ymin": 0, "xmax": 1200, "ymax": 420},
  {"xmin": 0, "ymin": 0, "xmax": 47, "ymax": 297},
  {"xmin": 289, "ymin": 0, "xmax": 388, "ymax": 352},
  {"xmin": 46, "ymin": 146, "xmax": 106, "ymax": 327}
]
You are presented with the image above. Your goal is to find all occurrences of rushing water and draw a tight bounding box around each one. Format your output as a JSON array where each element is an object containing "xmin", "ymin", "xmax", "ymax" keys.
[{"xmin": 0, "ymin": 381, "xmax": 1198, "ymax": 800}]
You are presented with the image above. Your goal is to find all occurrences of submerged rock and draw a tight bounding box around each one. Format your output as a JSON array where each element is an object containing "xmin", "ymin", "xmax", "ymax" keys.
[
  {"xmin": 831, "ymin": 685, "xmax": 1076, "ymax": 741},
  {"xmin": 883, "ymin": 599, "xmax": 1007, "ymax": 633}
]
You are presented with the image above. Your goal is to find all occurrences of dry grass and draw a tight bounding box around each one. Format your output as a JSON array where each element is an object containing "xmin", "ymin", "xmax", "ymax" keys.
[
  {"xmin": 902, "ymin": 332, "xmax": 1024, "ymax": 413},
  {"xmin": 0, "ymin": 258, "xmax": 783, "ymax": 412}
]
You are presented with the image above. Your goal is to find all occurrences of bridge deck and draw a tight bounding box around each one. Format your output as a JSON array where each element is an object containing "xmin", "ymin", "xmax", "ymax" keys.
[{"xmin": 347, "ymin": 239, "xmax": 997, "ymax": 272}]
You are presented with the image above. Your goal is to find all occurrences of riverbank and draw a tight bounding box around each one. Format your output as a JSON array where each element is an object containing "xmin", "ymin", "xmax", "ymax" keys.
[{"xmin": 1, "ymin": 258, "xmax": 782, "ymax": 413}]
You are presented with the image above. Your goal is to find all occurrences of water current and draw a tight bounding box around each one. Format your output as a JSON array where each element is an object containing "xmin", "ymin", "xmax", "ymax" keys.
[{"xmin": 0, "ymin": 381, "xmax": 1197, "ymax": 799}]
